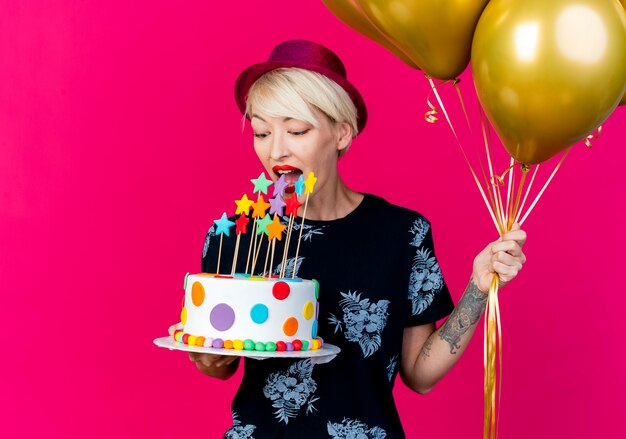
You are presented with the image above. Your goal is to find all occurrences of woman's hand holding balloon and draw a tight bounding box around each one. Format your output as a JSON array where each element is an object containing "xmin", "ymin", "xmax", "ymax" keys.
[{"xmin": 471, "ymin": 223, "xmax": 527, "ymax": 294}]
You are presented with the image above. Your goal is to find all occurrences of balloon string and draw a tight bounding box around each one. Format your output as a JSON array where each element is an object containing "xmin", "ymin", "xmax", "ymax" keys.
[
  {"xmin": 428, "ymin": 77, "xmax": 500, "ymax": 232},
  {"xmin": 505, "ymin": 157, "xmax": 515, "ymax": 226},
  {"xmin": 483, "ymin": 273, "xmax": 500, "ymax": 439},
  {"xmin": 453, "ymin": 78, "xmax": 472, "ymax": 132},
  {"xmin": 509, "ymin": 165, "xmax": 529, "ymax": 230},
  {"xmin": 519, "ymin": 148, "xmax": 571, "ymax": 226},
  {"xmin": 514, "ymin": 165, "xmax": 539, "ymax": 224},
  {"xmin": 478, "ymin": 101, "xmax": 505, "ymax": 234},
  {"xmin": 426, "ymin": 75, "xmax": 458, "ymax": 139},
  {"xmin": 584, "ymin": 125, "xmax": 602, "ymax": 148}
]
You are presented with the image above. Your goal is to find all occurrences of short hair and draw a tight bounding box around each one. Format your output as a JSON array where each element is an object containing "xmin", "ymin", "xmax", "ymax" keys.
[{"xmin": 245, "ymin": 68, "xmax": 359, "ymax": 155}]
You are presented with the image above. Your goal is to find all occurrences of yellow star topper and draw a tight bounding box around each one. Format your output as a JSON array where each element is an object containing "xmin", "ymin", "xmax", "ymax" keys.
[
  {"xmin": 266, "ymin": 214, "xmax": 287, "ymax": 241},
  {"xmin": 234, "ymin": 194, "xmax": 254, "ymax": 216},
  {"xmin": 304, "ymin": 172, "xmax": 317, "ymax": 195}
]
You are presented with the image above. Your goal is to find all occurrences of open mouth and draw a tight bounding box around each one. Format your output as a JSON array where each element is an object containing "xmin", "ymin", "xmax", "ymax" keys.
[{"xmin": 272, "ymin": 165, "xmax": 303, "ymax": 194}]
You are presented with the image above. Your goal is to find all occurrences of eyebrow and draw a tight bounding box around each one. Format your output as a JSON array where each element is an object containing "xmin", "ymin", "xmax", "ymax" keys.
[{"xmin": 251, "ymin": 114, "xmax": 293, "ymax": 123}]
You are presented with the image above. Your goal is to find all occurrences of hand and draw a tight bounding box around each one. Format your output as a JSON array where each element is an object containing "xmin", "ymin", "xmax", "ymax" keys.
[
  {"xmin": 167, "ymin": 322, "xmax": 239, "ymax": 374},
  {"xmin": 472, "ymin": 223, "xmax": 527, "ymax": 293}
]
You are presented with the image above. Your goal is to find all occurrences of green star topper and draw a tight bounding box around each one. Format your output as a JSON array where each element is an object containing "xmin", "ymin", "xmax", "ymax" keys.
[{"xmin": 250, "ymin": 172, "xmax": 273, "ymax": 195}]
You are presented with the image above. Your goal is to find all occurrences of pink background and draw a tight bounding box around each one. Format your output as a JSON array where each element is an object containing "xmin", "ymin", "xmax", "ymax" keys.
[{"xmin": 1, "ymin": 1, "xmax": 625, "ymax": 438}]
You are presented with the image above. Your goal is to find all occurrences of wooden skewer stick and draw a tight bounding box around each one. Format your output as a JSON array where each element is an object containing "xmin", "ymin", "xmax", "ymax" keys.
[
  {"xmin": 230, "ymin": 234, "xmax": 241, "ymax": 276},
  {"xmin": 262, "ymin": 235, "xmax": 271, "ymax": 277},
  {"xmin": 245, "ymin": 221, "xmax": 257, "ymax": 275},
  {"xmin": 216, "ymin": 234, "xmax": 223, "ymax": 275},
  {"xmin": 268, "ymin": 239, "xmax": 276, "ymax": 279},
  {"xmin": 291, "ymin": 192, "xmax": 309, "ymax": 278},
  {"xmin": 251, "ymin": 233, "xmax": 264, "ymax": 276},
  {"xmin": 280, "ymin": 215, "xmax": 295, "ymax": 278}
]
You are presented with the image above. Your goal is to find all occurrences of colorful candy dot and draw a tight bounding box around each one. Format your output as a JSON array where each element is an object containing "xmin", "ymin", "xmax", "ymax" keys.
[
  {"xmin": 203, "ymin": 337, "xmax": 214, "ymax": 348},
  {"xmin": 254, "ymin": 342, "xmax": 266, "ymax": 351},
  {"xmin": 276, "ymin": 341, "xmax": 286, "ymax": 352},
  {"xmin": 311, "ymin": 320, "xmax": 318, "ymax": 339},
  {"xmin": 210, "ymin": 303, "xmax": 236, "ymax": 331},
  {"xmin": 303, "ymin": 301, "xmax": 314, "ymax": 320},
  {"xmin": 243, "ymin": 339, "xmax": 255, "ymax": 350},
  {"xmin": 191, "ymin": 281, "xmax": 205, "ymax": 307},
  {"xmin": 187, "ymin": 335, "xmax": 197, "ymax": 346},
  {"xmin": 182, "ymin": 334, "xmax": 190, "ymax": 344},
  {"xmin": 272, "ymin": 281, "xmax": 290, "ymax": 300},
  {"xmin": 212, "ymin": 338, "xmax": 224, "ymax": 349},
  {"xmin": 311, "ymin": 339, "xmax": 320, "ymax": 350},
  {"xmin": 233, "ymin": 339, "xmax": 244, "ymax": 350},
  {"xmin": 196, "ymin": 336, "xmax": 206, "ymax": 347},
  {"xmin": 184, "ymin": 272, "xmax": 190, "ymax": 290},
  {"xmin": 250, "ymin": 304, "xmax": 269, "ymax": 324},
  {"xmin": 175, "ymin": 332, "xmax": 184, "ymax": 343},
  {"xmin": 285, "ymin": 342, "xmax": 294, "ymax": 351},
  {"xmin": 292, "ymin": 339, "xmax": 303, "ymax": 351},
  {"xmin": 283, "ymin": 317, "xmax": 298, "ymax": 336},
  {"xmin": 180, "ymin": 307, "xmax": 187, "ymax": 325},
  {"xmin": 265, "ymin": 342, "xmax": 277, "ymax": 352},
  {"xmin": 318, "ymin": 337, "xmax": 324, "ymax": 347},
  {"xmin": 223, "ymin": 340, "xmax": 234, "ymax": 349},
  {"xmin": 315, "ymin": 302, "xmax": 319, "ymax": 320},
  {"xmin": 312, "ymin": 279, "xmax": 320, "ymax": 299},
  {"xmin": 301, "ymin": 340, "xmax": 309, "ymax": 351},
  {"xmin": 173, "ymin": 329, "xmax": 183, "ymax": 340}
]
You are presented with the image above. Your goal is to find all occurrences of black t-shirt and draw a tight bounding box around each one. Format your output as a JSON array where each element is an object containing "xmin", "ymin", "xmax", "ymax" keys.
[{"xmin": 201, "ymin": 193, "xmax": 454, "ymax": 439}]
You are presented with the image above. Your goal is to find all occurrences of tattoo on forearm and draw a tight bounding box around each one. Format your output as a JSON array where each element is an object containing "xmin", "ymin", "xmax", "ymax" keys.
[
  {"xmin": 438, "ymin": 279, "xmax": 487, "ymax": 354},
  {"xmin": 422, "ymin": 335, "xmax": 434, "ymax": 360}
]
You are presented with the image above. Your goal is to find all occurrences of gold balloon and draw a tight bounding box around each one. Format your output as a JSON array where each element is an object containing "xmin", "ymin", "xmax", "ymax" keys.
[
  {"xmin": 355, "ymin": 0, "xmax": 489, "ymax": 79},
  {"xmin": 322, "ymin": 0, "xmax": 419, "ymax": 69},
  {"xmin": 472, "ymin": 0, "xmax": 626, "ymax": 164},
  {"xmin": 621, "ymin": 0, "xmax": 626, "ymax": 106}
]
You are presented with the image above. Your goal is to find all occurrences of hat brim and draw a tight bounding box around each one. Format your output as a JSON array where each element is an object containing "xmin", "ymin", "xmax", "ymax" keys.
[{"xmin": 234, "ymin": 61, "xmax": 368, "ymax": 135}]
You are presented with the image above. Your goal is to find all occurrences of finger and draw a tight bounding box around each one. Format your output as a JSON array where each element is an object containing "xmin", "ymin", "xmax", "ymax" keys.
[
  {"xmin": 492, "ymin": 251, "xmax": 519, "ymax": 267},
  {"xmin": 492, "ymin": 260, "xmax": 522, "ymax": 282},
  {"xmin": 491, "ymin": 241, "xmax": 522, "ymax": 257},
  {"xmin": 168, "ymin": 322, "xmax": 183, "ymax": 336},
  {"xmin": 502, "ymin": 228, "xmax": 527, "ymax": 246}
]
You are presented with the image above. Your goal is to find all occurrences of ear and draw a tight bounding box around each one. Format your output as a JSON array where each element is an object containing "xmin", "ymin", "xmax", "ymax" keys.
[{"xmin": 336, "ymin": 122, "xmax": 353, "ymax": 153}]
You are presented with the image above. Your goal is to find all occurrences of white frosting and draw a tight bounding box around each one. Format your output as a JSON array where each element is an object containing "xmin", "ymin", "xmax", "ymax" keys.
[{"xmin": 183, "ymin": 274, "xmax": 318, "ymax": 343}]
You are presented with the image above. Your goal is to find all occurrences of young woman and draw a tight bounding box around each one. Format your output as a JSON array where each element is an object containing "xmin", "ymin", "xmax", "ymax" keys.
[{"xmin": 171, "ymin": 40, "xmax": 526, "ymax": 438}]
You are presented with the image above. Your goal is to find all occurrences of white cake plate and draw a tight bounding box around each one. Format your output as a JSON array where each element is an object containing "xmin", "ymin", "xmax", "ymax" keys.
[{"xmin": 153, "ymin": 336, "xmax": 340, "ymax": 365}]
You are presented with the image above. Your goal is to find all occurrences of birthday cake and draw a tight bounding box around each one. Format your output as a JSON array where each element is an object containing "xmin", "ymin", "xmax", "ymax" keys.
[
  {"xmin": 171, "ymin": 171, "xmax": 325, "ymax": 353},
  {"xmin": 173, "ymin": 273, "xmax": 322, "ymax": 352}
]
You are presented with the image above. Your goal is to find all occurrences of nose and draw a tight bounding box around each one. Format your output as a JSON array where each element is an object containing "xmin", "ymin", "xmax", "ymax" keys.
[{"xmin": 268, "ymin": 132, "xmax": 289, "ymax": 161}]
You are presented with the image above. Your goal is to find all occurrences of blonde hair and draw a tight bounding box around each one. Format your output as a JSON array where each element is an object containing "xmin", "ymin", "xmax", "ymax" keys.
[{"xmin": 245, "ymin": 68, "xmax": 359, "ymax": 155}]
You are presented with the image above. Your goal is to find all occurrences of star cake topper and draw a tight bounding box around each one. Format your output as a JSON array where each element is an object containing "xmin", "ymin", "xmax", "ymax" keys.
[
  {"xmin": 250, "ymin": 172, "xmax": 273, "ymax": 195},
  {"xmin": 235, "ymin": 213, "xmax": 250, "ymax": 235},
  {"xmin": 214, "ymin": 212, "xmax": 235, "ymax": 237},
  {"xmin": 251, "ymin": 194, "xmax": 271, "ymax": 218},
  {"xmin": 285, "ymin": 193, "xmax": 302, "ymax": 217},
  {"xmin": 269, "ymin": 194, "xmax": 286, "ymax": 216},
  {"xmin": 235, "ymin": 194, "xmax": 254, "ymax": 216},
  {"xmin": 255, "ymin": 214, "xmax": 272, "ymax": 236},
  {"xmin": 267, "ymin": 214, "xmax": 287, "ymax": 241}
]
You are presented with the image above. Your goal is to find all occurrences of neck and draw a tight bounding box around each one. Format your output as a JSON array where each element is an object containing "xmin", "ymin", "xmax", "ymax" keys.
[{"xmin": 298, "ymin": 174, "xmax": 363, "ymax": 221}]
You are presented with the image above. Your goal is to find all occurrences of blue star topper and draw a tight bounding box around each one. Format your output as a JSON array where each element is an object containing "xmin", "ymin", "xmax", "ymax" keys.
[
  {"xmin": 213, "ymin": 212, "xmax": 235, "ymax": 237},
  {"xmin": 294, "ymin": 174, "xmax": 305, "ymax": 196}
]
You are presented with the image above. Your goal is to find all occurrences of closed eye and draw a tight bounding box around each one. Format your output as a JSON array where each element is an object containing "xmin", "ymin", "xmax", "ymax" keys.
[
  {"xmin": 289, "ymin": 129, "xmax": 310, "ymax": 136},
  {"xmin": 253, "ymin": 132, "xmax": 269, "ymax": 139}
]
